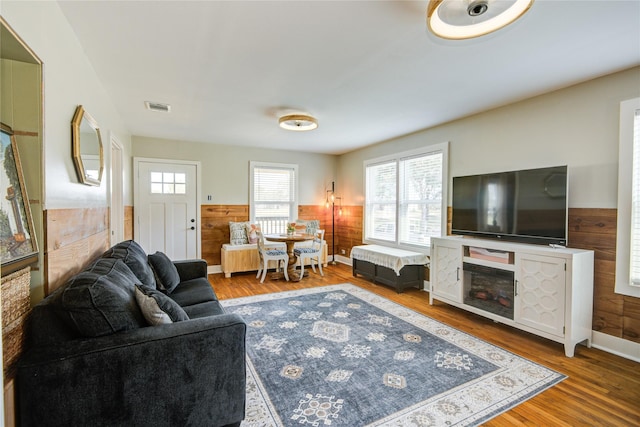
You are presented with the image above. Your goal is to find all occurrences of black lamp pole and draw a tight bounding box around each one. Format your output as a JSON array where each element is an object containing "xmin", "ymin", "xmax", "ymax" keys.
[{"xmin": 327, "ymin": 181, "xmax": 337, "ymax": 265}]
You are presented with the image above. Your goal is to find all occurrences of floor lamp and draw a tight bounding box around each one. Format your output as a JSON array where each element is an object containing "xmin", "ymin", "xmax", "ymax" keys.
[{"xmin": 325, "ymin": 181, "xmax": 342, "ymax": 265}]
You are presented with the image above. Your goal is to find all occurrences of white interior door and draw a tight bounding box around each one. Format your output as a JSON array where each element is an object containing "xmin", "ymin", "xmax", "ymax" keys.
[{"xmin": 134, "ymin": 158, "xmax": 200, "ymax": 260}]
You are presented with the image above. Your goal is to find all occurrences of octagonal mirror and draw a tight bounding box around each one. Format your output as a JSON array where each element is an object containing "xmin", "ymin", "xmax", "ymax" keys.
[{"xmin": 72, "ymin": 105, "xmax": 103, "ymax": 186}]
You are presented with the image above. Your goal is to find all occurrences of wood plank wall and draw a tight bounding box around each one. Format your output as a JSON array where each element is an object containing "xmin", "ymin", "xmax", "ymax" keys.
[
  {"xmin": 201, "ymin": 204, "xmax": 332, "ymax": 265},
  {"xmin": 44, "ymin": 207, "xmax": 110, "ymax": 295},
  {"xmin": 124, "ymin": 205, "xmax": 133, "ymax": 240},
  {"xmin": 567, "ymin": 208, "xmax": 639, "ymax": 343}
]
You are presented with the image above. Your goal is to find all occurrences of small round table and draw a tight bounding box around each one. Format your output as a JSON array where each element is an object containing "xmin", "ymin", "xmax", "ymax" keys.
[{"xmin": 264, "ymin": 233, "xmax": 315, "ymax": 281}]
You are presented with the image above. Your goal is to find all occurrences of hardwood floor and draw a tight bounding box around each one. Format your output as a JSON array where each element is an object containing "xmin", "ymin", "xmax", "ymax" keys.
[{"xmin": 209, "ymin": 263, "xmax": 640, "ymax": 426}]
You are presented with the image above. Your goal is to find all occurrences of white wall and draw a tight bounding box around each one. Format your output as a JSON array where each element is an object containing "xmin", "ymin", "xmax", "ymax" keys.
[
  {"xmin": 133, "ymin": 136, "xmax": 337, "ymax": 205},
  {"xmin": 2, "ymin": 1, "xmax": 133, "ymax": 209},
  {"xmin": 338, "ymin": 66, "xmax": 640, "ymax": 209}
]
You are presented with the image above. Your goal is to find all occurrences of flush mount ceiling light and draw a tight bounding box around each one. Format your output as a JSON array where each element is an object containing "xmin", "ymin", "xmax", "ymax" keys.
[
  {"xmin": 427, "ymin": 0, "xmax": 534, "ymax": 40},
  {"xmin": 278, "ymin": 114, "xmax": 318, "ymax": 131}
]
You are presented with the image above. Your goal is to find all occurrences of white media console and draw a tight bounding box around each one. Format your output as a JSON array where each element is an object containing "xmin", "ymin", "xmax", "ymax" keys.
[{"xmin": 430, "ymin": 236, "xmax": 594, "ymax": 357}]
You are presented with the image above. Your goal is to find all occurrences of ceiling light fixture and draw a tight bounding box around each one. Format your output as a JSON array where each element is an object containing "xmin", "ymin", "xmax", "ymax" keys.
[
  {"xmin": 279, "ymin": 114, "xmax": 318, "ymax": 131},
  {"xmin": 427, "ymin": 0, "xmax": 534, "ymax": 40}
]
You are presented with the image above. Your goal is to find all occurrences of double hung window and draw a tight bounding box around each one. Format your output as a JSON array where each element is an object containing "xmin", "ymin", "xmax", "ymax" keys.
[
  {"xmin": 250, "ymin": 161, "xmax": 298, "ymax": 234},
  {"xmin": 616, "ymin": 98, "xmax": 640, "ymax": 297},
  {"xmin": 364, "ymin": 142, "xmax": 448, "ymax": 250}
]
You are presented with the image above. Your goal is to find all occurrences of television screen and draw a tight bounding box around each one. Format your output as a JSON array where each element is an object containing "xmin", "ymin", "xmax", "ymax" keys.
[{"xmin": 452, "ymin": 165, "xmax": 568, "ymax": 245}]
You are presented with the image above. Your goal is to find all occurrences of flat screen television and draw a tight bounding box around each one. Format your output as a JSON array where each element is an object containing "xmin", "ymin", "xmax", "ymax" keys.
[{"xmin": 452, "ymin": 165, "xmax": 568, "ymax": 246}]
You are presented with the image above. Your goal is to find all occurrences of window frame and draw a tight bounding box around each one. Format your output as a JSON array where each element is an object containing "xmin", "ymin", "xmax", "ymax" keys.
[
  {"xmin": 249, "ymin": 161, "xmax": 298, "ymax": 234},
  {"xmin": 615, "ymin": 97, "xmax": 640, "ymax": 297},
  {"xmin": 363, "ymin": 142, "xmax": 449, "ymax": 253}
]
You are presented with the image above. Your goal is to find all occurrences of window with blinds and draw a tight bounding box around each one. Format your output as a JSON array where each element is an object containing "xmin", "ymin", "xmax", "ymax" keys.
[
  {"xmin": 615, "ymin": 98, "xmax": 640, "ymax": 297},
  {"xmin": 250, "ymin": 162, "xmax": 298, "ymax": 234},
  {"xmin": 365, "ymin": 161, "xmax": 397, "ymax": 242},
  {"xmin": 364, "ymin": 143, "xmax": 448, "ymax": 250},
  {"xmin": 630, "ymin": 109, "xmax": 640, "ymax": 286}
]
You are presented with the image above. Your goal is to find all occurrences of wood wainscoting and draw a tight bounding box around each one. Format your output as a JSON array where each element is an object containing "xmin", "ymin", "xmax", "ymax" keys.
[
  {"xmin": 44, "ymin": 207, "xmax": 110, "ymax": 295},
  {"xmin": 201, "ymin": 204, "xmax": 337, "ymax": 266},
  {"xmin": 201, "ymin": 205, "xmax": 249, "ymax": 266},
  {"xmin": 568, "ymin": 208, "xmax": 639, "ymax": 344},
  {"xmin": 124, "ymin": 205, "xmax": 134, "ymax": 240}
]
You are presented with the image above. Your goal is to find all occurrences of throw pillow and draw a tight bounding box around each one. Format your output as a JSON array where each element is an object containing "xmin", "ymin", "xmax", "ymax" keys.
[
  {"xmin": 229, "ymin": 221, "xmax": 249, "ymax": 245},
  {"xmin": 134, "ymin": 285, "xmax": 189, "ymax": 325},
  {"xmin": 295, "ymin": 219, "xmax": 320, "ymax": 234},
  {"xmin": 245, "ymin": 223, "xmax": 261, "ymax": 244},
  {"xmin": 101, "ymin": 240, "xmax": 156, "ymax": 289},
  {"xmin": 148, "ymin": 251, "xmax": 181, "ymax": 293},
  {"xmin": 59, "ymin": 258, "xmax": 146, "ymax": 337},
  {"xmin": 306, "ymin": 219, "xmax": 321, "ymax": 234}
]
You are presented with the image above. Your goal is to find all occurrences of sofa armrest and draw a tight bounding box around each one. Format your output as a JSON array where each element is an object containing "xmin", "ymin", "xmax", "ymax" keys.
[
  {"xmin": 18, "ymin": 314, "xmax": 246, "ymax": 427},
  {"xmin": 173, "ymin": 258, "xmax": 208, "ymax": 281}
]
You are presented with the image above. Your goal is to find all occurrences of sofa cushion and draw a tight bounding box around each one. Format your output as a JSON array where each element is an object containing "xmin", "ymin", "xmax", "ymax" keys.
[
  {"xmin": 229, "ymin": 221, "xmax": 250, "ymax": 245},
  {"xmin": 58, "ymin": 257, "xmax": 146, "ymax": 337},
  {"xmin": 101, "ymin": 240, "xmax": 156, "ymax": 289},
  {"xmin": 135, "ymin": 285, "xmax": 189, "ymax": 325},
  {"xmin": 169, "ymin": 278, "xmax": 217, "ymax": 307},
  {"xmin": 148, "ymin": 251, "xmax": 181, "ymax": 293},
  {"xmin": 182, "ymin": 301, "xmax": 226, "ymax": 319}
]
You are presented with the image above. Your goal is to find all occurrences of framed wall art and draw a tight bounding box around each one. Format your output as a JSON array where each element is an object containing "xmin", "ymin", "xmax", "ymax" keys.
[{"xmin": 1, "ymin": 123, "xmax": 38, "ymax": 276}]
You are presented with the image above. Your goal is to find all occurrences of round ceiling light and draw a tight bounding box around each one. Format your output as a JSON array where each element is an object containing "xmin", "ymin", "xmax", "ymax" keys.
[
  {"xmin": 427, "ymin": 0, "xmax": 534, "ymax": 40},
  {"xmin": 278, "ymin": 114, "xmax": 318, "ymax": 131}
]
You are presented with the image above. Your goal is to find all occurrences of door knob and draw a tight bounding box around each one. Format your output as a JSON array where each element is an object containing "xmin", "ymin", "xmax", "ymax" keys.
[
  {"xmin": 190, "ymin": 219, "xmax": 195, "ymax": 223},
  {"xmin": 190, "ymin": 226, "xmax": 195, "ymax": 230}
]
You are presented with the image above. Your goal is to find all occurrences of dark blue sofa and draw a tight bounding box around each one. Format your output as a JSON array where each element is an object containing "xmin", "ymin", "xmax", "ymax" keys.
[{"xmin": 17, "ymin": 240, "xmax": 246, "ymax": 427}]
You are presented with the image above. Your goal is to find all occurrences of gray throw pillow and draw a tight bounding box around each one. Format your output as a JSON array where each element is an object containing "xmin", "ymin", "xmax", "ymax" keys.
[
  {"xmin": 59, "ymin": 258, "xmax": 146, "ymax": 337},
  {"xmin": 148, "ymin": 251, "xmax": 181, "ymax": 293},
  {"xmin": 134, "ymin": 285, "xmax": 189, "ymax": 325}
]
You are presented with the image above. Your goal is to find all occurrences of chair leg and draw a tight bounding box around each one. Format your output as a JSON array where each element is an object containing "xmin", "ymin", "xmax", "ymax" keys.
[
  {"xmin": 260, "ymin": 263, "xmax": 268, "ymax": 283},
  {"xmin": 317, "ymin": 256, "xmax": 324, "ymax": 276},
  {"xmin": 299, "ymin": 257, "xmax": 305, "ymax": 278},
  {"xmin": 282, "ymin": 259, "xmax": 289, "ymax": 281}
]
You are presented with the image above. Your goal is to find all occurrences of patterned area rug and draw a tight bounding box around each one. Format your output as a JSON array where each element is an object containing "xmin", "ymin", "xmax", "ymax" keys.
[{"xmin": 220, "ymin": 284, "xmax": 565, "ymax": 426}]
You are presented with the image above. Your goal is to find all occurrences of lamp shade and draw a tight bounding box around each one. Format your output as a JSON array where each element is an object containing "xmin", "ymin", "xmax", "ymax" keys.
[{"xmin": 427, "ymin": 0, "xmax": 534, "ymax": 40}]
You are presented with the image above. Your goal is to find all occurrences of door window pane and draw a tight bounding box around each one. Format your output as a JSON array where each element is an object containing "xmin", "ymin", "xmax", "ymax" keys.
[{"xmin": 150, "ymin": 171, "xmax": 187, "ymax": 194}]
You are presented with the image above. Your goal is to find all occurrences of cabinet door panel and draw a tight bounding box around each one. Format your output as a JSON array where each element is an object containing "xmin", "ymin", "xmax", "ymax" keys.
[
  {"xmin": 432, "ymin": 243, "xmax": 462, "ymax": 303},
  {"xmin": 516, "ymin": 253, "xmax": 566, "ymax": 337}
]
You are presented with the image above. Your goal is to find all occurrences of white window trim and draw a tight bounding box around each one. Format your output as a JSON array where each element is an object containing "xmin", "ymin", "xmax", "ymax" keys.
[
  {"xmin": 249, "ymin": 160, "xmax": 299, "ymax": 225},
  {"xmin": 615, "ymin": 97, "xmax": 640, "ymax": 297},
  {"xmin": 363, "ymin": 142, "xmax": 449, "ymax": 252}
]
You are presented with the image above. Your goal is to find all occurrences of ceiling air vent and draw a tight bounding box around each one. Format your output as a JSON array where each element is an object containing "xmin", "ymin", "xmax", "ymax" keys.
[{"xmin": 145, "ymin": 101, "xmax": 171, "ymax": 113}]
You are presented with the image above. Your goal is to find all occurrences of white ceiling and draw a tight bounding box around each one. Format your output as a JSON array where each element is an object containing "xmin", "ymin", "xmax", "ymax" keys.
[{"xmin": 58, "ymin": 0, "xmax": 640, "ymax": 155}]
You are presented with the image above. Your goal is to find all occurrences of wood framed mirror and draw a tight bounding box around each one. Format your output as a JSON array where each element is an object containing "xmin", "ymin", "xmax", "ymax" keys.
[{"xmin": 71, "ymin": 105, "xmax": 104, "ymax": 186}]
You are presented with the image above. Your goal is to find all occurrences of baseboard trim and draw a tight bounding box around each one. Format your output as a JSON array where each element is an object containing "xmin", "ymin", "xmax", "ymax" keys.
[
  {"xmin": 208, "ymin": 265, "xmax": 222, "ymax": 275},
  {"xmin": 591, "ymin": 331, "xmax": 640, "ymax": 362},
  {"xmin": 331, "ymin": 254, "xmax": 351, "ymax": 265}
]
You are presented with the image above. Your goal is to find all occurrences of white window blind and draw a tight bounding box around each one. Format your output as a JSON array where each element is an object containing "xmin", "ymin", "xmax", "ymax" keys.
[
  {"xmin": 364, "ymin": 143, "xmax": 448, "ymax": 250},
  {"xmin": 399, "ymin": 152, "xmax": 443, "ymax": 246},
  {"xmin": 365, "ymin": 161, "xmax": 397, "ymax": 241},
  {"xmin": 250, "ymin": 162, "xmax": 298, "ymax": 234},
  {"xmin": 630, "ymin": 110, "xmax": 640, "ymax": 286}
]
